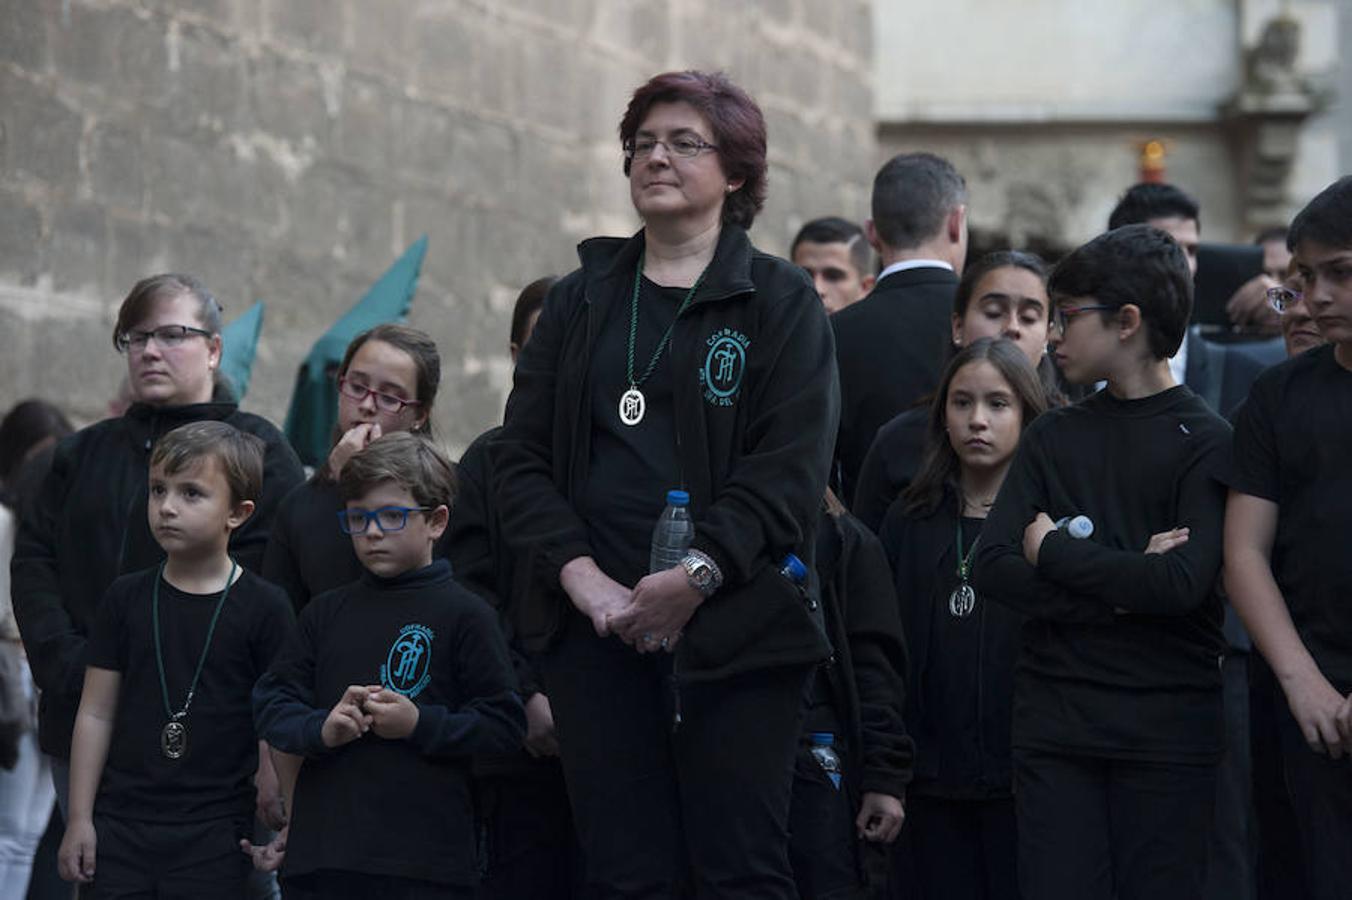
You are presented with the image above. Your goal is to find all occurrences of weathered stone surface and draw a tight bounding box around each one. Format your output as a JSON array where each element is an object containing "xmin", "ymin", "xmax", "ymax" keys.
[
  {"xmin": 0, "ymin": 1, "xmax": 876, "ymax": 451},
  {"xmin": 0, "ymin": 74, "xmax": 82, "ymax": 187},
  {"xmin": 0, "ymin": 190, "xmax": 45, "ymax": 285}
]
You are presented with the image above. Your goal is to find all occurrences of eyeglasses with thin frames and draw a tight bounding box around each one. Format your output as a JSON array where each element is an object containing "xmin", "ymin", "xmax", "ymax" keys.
[
  {"xmin": 337, "ymin": 377, "xmax": 421, "ymax": 414},
  {"xmin": 1266, "ymin": 286, "xmax": 1302, "ymax": 314},
  {"xmin": 337, "ymin": 506, "xmax": 433, "ymax": 535},
  {"xmin": 624, "ymin": 135, "xmax": 719, "ymax": 162},
  {"xmin": 115, "ymin": 324, "xmax": 213, "ymax": 354},
  {"xmin": 1052, "ymin": 304, "xmax": 1116, "ymax": 333}
]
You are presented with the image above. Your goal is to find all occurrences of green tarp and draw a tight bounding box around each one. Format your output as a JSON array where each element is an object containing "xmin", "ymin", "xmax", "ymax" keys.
[
  {"xmin": 219, "ymin": 300, "xmax": 264, "ymax": 401},
  {"xmin": 282, "ymin": 237, "xmax": 429, "ymax": 467}
]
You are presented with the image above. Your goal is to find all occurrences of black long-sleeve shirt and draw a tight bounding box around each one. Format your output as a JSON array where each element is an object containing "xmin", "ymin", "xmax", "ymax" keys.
[
  {"xmin": 252, "ymin": 560, "xmax": 525, "ymax": 885},
  {"xmin": 973, "ymin": 386, "xmax": 1229, "ymax": 762}
]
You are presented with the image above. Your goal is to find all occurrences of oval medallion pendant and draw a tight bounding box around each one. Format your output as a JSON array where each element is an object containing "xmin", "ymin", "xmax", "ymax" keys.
[
  {"xmin": 619, "ymin": 387, "xmax": 646, "ymax": 426},
  {"xmin": 161, "ymin": 720, "xmax": 187, "ymax": 760},
  {"xmin": 949, "ymin": 583, "xmax": 976, "ymax": 618}
]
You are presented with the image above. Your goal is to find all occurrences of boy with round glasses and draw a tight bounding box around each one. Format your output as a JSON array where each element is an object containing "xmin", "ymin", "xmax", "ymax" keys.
[
  {"xmin": 252, "ymin": 432, "xmax": 525, "ymax": 898},
  {"xmin": 975, "ymin": 224, "xmax": 1232, "ymax": 900}
]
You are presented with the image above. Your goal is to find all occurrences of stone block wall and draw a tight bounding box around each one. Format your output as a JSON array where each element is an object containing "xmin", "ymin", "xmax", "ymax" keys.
[{"xmin": 0, "ymin": 0, "xmax": 875, "ymax": 452}]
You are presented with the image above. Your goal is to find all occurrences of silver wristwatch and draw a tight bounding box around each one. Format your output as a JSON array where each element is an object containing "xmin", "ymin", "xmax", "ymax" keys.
[{"xmin": 681, "ymin": 550, "xmax": 722, "ymax": 599}]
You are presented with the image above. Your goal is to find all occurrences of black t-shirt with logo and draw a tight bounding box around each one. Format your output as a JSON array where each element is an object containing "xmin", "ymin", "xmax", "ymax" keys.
[
  {"xmin": 580, "ymin": 276, "xmax": 685, "ymax": 587},
  {"xmin": 87, "ymin": 566, "xmax": 293, "ymax": 823},
  {"xmin": 252, "ymin": 560, "xmax": 525, "ymax": 886},
  {"xmin": 1230, "ymin": 344, "xmax": 1352, "ymax": 691}
]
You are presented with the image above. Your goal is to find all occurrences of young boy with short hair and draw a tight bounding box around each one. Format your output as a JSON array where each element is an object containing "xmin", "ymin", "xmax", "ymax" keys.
[
  {"xmin": 252, "ymin": 431, "xmax": 525, "ymax": 899},
  {"xmin": 57, "ymin": 420, "xmax": 294, "ymax": 896},
  {"xmin": 1225, "ymin": 176, "xmax": 1352, "ymax": 900},
  {"xmin": 974, "ymin": 224, "xmax": 1232, "ymax": 900}
]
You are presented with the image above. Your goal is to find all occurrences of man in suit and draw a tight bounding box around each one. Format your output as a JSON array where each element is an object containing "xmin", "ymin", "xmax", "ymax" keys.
[{"xmin": 832, "ymin": 152, "xmax": 967, "ymax": 505}]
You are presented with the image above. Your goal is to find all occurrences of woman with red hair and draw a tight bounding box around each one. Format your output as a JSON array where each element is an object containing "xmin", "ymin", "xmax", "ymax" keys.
[{"xmin": 493, "ymin": 71, "xmax": 839, "ymax": 896}]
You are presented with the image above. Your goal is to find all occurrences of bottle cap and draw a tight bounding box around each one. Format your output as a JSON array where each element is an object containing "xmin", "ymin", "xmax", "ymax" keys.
[
  {"xmin": 781, "ymin": 553, "xmax": 808, "ymax": 584},
  {"xmin": 1067, "ymin": 515, "xmax": 1094, "ymax": 539},
  {"xmin": 666, "ymin": 490, "xmax": 690, "ymax": 506},
  {"xmin": 809, "ymin": 732, "xmax": 834, "ymax": 746}
]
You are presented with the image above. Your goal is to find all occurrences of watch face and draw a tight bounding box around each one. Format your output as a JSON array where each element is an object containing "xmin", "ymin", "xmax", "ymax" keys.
[{"xmin": 684, "ymin": 558, "xmax": 712, "ymax": 588}]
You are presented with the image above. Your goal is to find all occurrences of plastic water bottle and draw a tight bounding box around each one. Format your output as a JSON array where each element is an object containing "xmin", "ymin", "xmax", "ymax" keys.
[
  {"xmin": 779, "ymin": 553, "xmax": 808, "ymax": 586},
  {"xmin": 809, "ymin": 732, "xmax": 842, "ymax": 790},
  {"xmin": 1054, "ymin": 515, "xmax": 1094, "ymax": 539},
  {"xmin": 650, "ymin": 490, "xmax": 695, "ymax": 573}
]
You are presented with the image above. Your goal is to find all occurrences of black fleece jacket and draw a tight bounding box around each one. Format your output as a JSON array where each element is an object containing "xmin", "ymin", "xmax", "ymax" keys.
[
  {"xmin": 11, "ymin": 400, "xmax": 304, "ymax": 757},
  {"xmin": 815, "ymin": 507, "xmax": 912, "ymax": 801},
  {"xmin": 491, "ymin": 225, "xmax": 840, "ymax": 681}
]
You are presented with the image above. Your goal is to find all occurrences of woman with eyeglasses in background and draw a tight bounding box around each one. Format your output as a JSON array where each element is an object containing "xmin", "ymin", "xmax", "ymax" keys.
[
  {"xmin": 10, "ymin": 273, "xmax": 304, "ymax": 825},
  {"xmin": 263, "ymin": 324, "xmax": 444, "ymax": 615}
]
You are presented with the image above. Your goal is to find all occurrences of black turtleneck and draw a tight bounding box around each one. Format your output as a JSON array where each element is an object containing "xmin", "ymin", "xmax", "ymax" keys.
[{"xmin": 974, "ymin": 385, "xmax": 1231, "ymax": 762}]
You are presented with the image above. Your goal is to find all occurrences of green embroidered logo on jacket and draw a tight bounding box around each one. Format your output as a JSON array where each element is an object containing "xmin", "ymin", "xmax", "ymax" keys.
[{"xmin": 700, "ymin": 328, "xmax": 751, "ymax": 407}]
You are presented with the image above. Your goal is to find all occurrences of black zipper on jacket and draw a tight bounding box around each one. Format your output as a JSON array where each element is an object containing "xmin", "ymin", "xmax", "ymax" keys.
[{"xmin": 668, "ymin": 304, "xmax": 692, "ymax": 733}]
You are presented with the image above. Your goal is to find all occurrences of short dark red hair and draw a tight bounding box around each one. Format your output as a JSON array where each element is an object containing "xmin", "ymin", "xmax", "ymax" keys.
[{"xmin": 619, "ymin": 71, "xmax": 767, "ymax": 230}]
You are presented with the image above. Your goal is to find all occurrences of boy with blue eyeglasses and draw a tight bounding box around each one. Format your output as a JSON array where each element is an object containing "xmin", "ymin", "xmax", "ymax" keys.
[{"xmin": 252, "ymin": 432, "xmax": 525, "ymax": 899}]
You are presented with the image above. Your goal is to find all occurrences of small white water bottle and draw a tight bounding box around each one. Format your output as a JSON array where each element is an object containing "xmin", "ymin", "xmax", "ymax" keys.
[
  {"xmin": 1054, "ymin": 515, "xmax": 1094, "ymax": 540},
  {"xmin": 650, "ymin": 490, "xmax": 695, "ymax": 573},
  {"xmin": 809, "ymin": 732, "xmax": 843, "ymax": 790}
]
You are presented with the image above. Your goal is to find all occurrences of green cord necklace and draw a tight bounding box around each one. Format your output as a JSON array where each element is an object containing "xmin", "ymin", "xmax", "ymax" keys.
[
  {"xmin": 949, "ymin": 519, "xmax": 980, "ymax": 618},
  {"xmin": 152, "ymin": 559, "xmax": 237, "ymax": 759},
  {"xmin": 618, "ymin": 250, "xmax": 709, "ymax": 426}
]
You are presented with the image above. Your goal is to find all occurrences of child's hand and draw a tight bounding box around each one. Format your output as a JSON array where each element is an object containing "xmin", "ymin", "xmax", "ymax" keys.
[
  {"xmin": 1144, "ymin": 527, "xmax": 1190, "ymax": 555},
  {"xmin": 364, "ymin": 686, "xmax": 420, "ymax": 740},
  {"xmin": 855, "ymin": 791, "xmax": 905, "ymax": 844},
  {"xmin": 240, "ymin": 825, "xmax": 287, "ymax": 872},
  {"xmin": 327, "ymin": 423, "xmax": 382, "ymax": 476},
  {"xmin": 320, "ymin": 685, "xmax": 374, "ymax": 748},
  {"xmin": 524, "ymin": 692, "xmax": 559, "ymax": 757},
  {"xmin": 58, "ymin": 819, "xmax": 97, "ymax": 883},
  {"xmin": 1023, "ymin": 512, "xmax": 1057, "ymax": 566}
]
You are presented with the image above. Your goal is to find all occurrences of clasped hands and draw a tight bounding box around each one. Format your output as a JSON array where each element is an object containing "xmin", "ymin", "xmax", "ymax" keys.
[
  {"xmin": 321, "ymin": 683, "xmax": 420, "ymax": 748},
  {"xmin": 561, "ymin": 557, "xmax": 702, "ymax": 654}
]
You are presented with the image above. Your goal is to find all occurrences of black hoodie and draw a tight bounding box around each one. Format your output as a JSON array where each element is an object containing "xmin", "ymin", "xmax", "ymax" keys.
[
  {"xmin": 491, "ymin": 225, "xmax": 840, "ymax": 682},
  {"xmin": 11, "ymin": 400, "xmax": 304, "ymax": 757}
]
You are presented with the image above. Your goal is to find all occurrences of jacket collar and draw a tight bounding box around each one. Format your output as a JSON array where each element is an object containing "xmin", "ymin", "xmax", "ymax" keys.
[
  {"xmin": 125, "ymin": 400, "xmax": 239, "ymax": 426},
  {"xmin": 575, "ymin": 225, "xmax": 757, "ymax": 306},
  {"xmin": 872, "ymin": 265, "xmax": 960, "ymax": 294}
]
